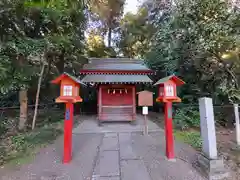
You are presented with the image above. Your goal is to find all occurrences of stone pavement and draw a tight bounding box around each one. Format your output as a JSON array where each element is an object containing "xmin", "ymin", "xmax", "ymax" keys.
[{"xmin": 0, "ymin": 115, "xmax": 206, "ymax": 180}]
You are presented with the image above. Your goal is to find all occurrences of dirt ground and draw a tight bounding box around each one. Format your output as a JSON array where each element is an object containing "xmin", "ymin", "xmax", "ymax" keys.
[{"xmin": 216, "ymin": 127, "xmax": 240, "ymax": 180}]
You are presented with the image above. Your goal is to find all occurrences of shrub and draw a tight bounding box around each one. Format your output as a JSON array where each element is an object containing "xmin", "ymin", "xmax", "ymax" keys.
[
  {"xmin": 174, "ymin": 130, "xmax": 202, "ymax": 150},
  {"xmin": 173, "ymin": 107, "xmax": 200, "ymax": 130}
]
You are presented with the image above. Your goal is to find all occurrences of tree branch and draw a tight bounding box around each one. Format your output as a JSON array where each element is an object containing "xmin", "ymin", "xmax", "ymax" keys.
[{"xmin": 209, "ymin": 51, "xmax": 239, "ymax": 88}]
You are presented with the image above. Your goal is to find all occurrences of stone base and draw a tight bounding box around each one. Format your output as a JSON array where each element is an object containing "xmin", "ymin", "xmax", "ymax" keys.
[
  {"xmin": 130, "ymin": 120, "xmax": 137, "ymax": 126},
  {"xmin": 164, "ymin": 157, "xmax": 176, "ymax": 162},
  {"xmin": 231, "ymin": 144, "xmax": 240, "ymax": 151},
  {"xmin": 196, "ymin": 153, "xmax": 229, "ymax": 180},
  {"xmin": 98, "ymin": 121, "xmax": 103, "ymax": 127}
]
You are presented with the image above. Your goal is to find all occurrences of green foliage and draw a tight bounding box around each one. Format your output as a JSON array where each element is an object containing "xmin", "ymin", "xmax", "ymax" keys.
[
  {"xmin": 0, "ymin": 119, "xmax": 8, "ymax": 135},
  {"xmin": 86, "ymin": 30, "xmax": 117, "ymax": 57},
  {"xmin": 0, "ymin": 120, "xmax": 63, "ymax": 165},
  {"xmin": 0, "ymin": 0, "xmax": 87, "ymax": 159},
  {"xmin": 0, "ymin": 0, "xmax": 87, "ymax": 94},
  {"xmin": 174, "ymin": 130, "xmax": 202, "ymax": 150},
  {"xmin": 87, "ymin": 0, "xmax": 125, "ymax": 47},
  {"xmin": 173, "ymin": 107, "xmax": 200, "ymax": 130},
  {"xmin": 116, "ymin": 7, "xmax": 155, "ymax": 58},
  {"xmin": 146, "ymin": 0, "xmax": 240, "ymax": 103}
]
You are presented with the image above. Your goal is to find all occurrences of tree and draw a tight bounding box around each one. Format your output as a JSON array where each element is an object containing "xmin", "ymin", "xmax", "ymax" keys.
[
  {"xmin": 0, "ymin": 0, "xmax": 87, "ymax": 129},
  {"xmin": 86, "ymin": 29, "xmax": 117, "ymax": 57},
  {"xmin": 88, "ymin": 0, "xmax": 125, "ymax": 47},
  {"xmin": 146, "ymin": 0, "xmax": 240, "ymax": 103},
  {"xmin": 116, "ymin": 7, "xmax": 155, "ymax": 58},
  {"xmin": 0, "ymin": 0, "xmax": 86, "ymax": 91},
  {"xmin": 32, "ymin": 55, "xmax": 45, "ymax": 130}
]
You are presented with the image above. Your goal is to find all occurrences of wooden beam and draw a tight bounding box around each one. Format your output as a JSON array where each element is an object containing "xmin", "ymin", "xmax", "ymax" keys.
[{"xmin": 19, "ymin": 89, "xmax": 28, "ymax": 130}]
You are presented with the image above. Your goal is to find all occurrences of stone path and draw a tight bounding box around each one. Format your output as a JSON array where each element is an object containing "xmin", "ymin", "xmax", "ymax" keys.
[{"xmin": 0, "ymin": 115, "xmax": 206, "ymax": 180}]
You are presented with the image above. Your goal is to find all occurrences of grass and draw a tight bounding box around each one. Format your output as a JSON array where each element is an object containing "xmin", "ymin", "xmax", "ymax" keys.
[
  {"xmin": 0, "ymin": 120, "xmax": 64, "ymax": 166},
  {"xmin": 148, "ymin": 112, "xmax": 202, "ymax": 150},
  {"xmin": 174, "ymin": 130, "xmax": 202, "ymax": 150}
]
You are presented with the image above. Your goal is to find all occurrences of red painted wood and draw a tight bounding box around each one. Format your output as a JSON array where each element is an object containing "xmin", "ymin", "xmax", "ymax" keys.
[
  {"xmin": 98, "ymin": 85, "xmax": 102, "ymax": 121},
  {"xmin": 63, "ymin": 102, "xmax": 73, "ymax": 163},
  {"xmin": 79, "ymin": 70, "xmax": 153, "ymax": 74},
  {"xmin": 132, "ymin": 86, "xmax": 136, "ymax": 120},
  {"xmin": 164, "ymin": 102, "xmax": 174, "ymax": 159},
  {"xmin": 101, "ymin": 86, "xmax": 133, "ymax": 106},
  {"xmin": 98, "ymin": 85, "xmax": 135, "ymax": 121},
  {"xmin": 164, "ymin": 84, "xmax": 167, "ymax": 98}
]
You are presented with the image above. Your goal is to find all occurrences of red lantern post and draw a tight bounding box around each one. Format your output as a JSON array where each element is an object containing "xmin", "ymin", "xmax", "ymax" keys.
[
  {"xmin": 154, "ymin": 75, "xmax": 185, "ymax": 160},
  {"xmin": 51, "ymin": 73, "xmax": 85, "ymax": 163}
]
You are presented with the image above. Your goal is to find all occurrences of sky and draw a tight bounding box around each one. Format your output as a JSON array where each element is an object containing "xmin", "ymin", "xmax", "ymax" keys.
[{"xmin": 124, "ymin": 0, "xmax": 142, "ymax": 14}]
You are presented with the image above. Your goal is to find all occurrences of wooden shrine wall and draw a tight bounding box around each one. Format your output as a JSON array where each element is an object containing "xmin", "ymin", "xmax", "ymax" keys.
[
  {"xmin": 98, "ymin": 85, "xmax": 136, "ymax": 121},
  {"xmin": 101, "ymin": 85, "xmax": 133, "ymax": 106}
]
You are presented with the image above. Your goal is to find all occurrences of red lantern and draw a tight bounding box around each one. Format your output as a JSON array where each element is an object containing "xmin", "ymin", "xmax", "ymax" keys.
[
  {"xmin": 154, "ymin": 75, "xmax": 185, "ymax": 160},
  {"xmin": 51, "ymin": 72, "xmax": 85, "ymax": 164},
  {"xmin": 51, "ymin": 72, "xmax": 85, "ymax": 103},
  {"xmin": 155, "ymin": 75, "xmax": 185, "ymax": 103}
]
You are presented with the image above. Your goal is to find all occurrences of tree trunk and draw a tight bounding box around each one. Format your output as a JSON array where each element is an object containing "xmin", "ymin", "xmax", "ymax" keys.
[
  {"xmin": 32, "ymin": 63, "xmax": 45, "ymax": 130},
  {"xmin": 108, "ymin": 27, "xmax": 112, "ymax": 47},
  {"xmin": 19, "ymin": 89, "xmax": 28, "ymax": 130},
  {"xmin": 55, "ymin": 51, "xmax": 65, "ymax": 74}
]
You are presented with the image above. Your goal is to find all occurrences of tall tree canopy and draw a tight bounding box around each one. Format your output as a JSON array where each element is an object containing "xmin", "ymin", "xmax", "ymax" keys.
[
  {"xmin": 116, "ymin": 7, "xmax": 155, "ymax": 58},
  {"xmin": 0, "ymin": 0, "xmax": 239, "ymax": 105},
  {"xmin": 86, "ymin": 29, "xmax": 116, "ymax": 57},
  {"xmin": 0, "ymin": 0, "xmax": 86, "ymax": 96},
  {"xmin": 87, "ymin": 0, "xmax": 125, "ymax": 47},
  {"xmin": 146, "ymin": 0, "xmax": 240, "ymax": 103}
]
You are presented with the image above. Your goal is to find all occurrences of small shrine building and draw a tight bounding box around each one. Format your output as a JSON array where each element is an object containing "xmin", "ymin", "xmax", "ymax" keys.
[{"xmin": 80, "ymin": 58, "xmax": 153, "ymax": 122}]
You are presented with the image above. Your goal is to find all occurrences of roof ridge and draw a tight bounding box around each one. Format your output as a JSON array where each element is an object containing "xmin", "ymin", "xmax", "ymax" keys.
[{"xmin": 88, "ymin": 58, "xmax": 144, "ymax": 64}]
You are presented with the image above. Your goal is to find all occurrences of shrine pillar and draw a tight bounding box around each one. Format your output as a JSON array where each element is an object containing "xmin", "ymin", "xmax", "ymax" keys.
[{"xmin": 98, "ymin": 85, "xmax": 103, "ymax": 121}]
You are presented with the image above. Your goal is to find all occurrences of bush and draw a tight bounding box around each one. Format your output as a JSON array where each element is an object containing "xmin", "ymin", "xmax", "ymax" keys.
[
  {"xmin": 0, "ymin": 121, "xmax": 7, "ymax": 135},
  {"xmin": 174, "ymin": 130, "xmax": 202, "ymax": 150},
  {"xmin": 173, "ymin": 107, "xmax": 200, "ymax": 130},
  {"xmin": 0, "ymin": 121, "xmax": 63, "ymax": 165}
]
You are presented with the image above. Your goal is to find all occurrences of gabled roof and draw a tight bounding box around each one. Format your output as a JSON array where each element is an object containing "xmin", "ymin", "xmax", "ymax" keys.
[
  {"xmin": 81, "ymin": 74, "xmax": 152, "ymax": 84},
  {"xmin": 80, "ymin": 58, "xmax": 152, "ymax": 72},
  {"xmin": 154, "ymin": 75, "xmax": 185, "ymax": 86},
  {"xmin": 51, "ymin": 72, "xmax": 86, "ymax": 86}
]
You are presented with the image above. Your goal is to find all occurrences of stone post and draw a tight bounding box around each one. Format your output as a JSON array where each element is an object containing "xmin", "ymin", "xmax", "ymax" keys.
[
  {"xmin": 197, "ymin": 97, "xmax": 228, "ymax": 180},
  {"xmin": 199, "ymin": 97, "xmax": 217, "ymax": 159},
  {"xmin": 234, "ymin": 104, "xmax": 240, "ymax": 146}
]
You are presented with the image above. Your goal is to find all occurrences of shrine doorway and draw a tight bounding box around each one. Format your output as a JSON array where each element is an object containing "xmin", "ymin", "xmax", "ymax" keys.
[{"xmin": 98, "ymin": 85, "xmax": 136, "ymax": 121}]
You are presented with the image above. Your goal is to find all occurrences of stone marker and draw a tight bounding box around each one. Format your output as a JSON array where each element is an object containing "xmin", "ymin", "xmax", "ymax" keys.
[
  {"xmin": 234, "ymin": 104, "xmax": 240, "ymax": 146},
  {"xmin": 197, "ymin": 97, "xmax": 228, "ymax": 180},
  {"xmin": 199, "ymin": 97, "xmax": 217, "ymax": 159}
]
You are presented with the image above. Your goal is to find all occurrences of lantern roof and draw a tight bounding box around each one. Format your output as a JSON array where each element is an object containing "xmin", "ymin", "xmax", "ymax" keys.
[
  {"xmin": 51, "ymin": 72, "xmax": 86, "ymax": 86},
  {"xmin": 154, "ymin": 75, "xmax": 185, "ymax": 86}
]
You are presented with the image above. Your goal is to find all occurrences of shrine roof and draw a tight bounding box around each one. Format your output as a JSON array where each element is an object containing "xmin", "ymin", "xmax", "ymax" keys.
[
  {"xmin": 81, "ymin": 74, "xmax": 153, "ymax": 84},
  {"xmin": 80, "ymin": 58, "xmax": 152, "ymax": 73}
]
